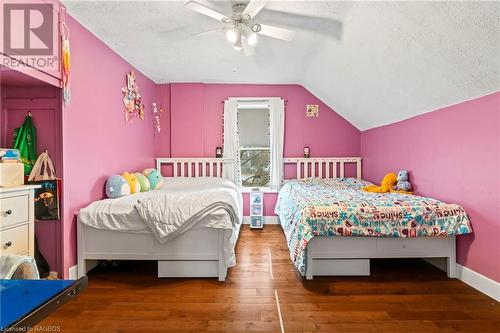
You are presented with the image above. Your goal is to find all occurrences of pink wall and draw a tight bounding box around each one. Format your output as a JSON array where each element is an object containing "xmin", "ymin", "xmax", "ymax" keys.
[
  {"xmin": 158, "ymin": 83, "xmax": 361, "ymax": 215},
  {"xmin": 154, "ymin": 84, "xmax": 171, "ymax": 158},
  {"xmin": 60, "ymin": 16, "xmax": 158, "ymax": 277},
  {"xmin": 361, "ymin": 92, "xmax": 500, "ymax": 282},
  {"xmin": 1, "ymin": 85, "xmax": 62, "ymax": 273}
]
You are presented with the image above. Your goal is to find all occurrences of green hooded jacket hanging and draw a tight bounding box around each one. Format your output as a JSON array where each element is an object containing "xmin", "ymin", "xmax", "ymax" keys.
[{"xmin": 12, "ymin": 114, "xmax": 37, "ymax": 175}]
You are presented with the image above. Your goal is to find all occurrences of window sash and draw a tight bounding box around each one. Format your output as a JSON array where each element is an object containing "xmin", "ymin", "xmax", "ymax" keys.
[{"xmin": 239, "ymin": 147, "xmax": 270, "ymax": 151}]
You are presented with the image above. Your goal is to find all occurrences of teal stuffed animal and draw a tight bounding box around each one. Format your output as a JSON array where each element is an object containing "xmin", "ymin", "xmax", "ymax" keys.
[
  {"xmin": 105, "ymin": 175, "xmax": 131, "ymax": 198},
  {"xmin": 143, "ymin": 168, "xmax": 164, "ymax": 190},
  {"xmin": 134, "ymin": 172, "xmax": 151, "ymax": 192}
]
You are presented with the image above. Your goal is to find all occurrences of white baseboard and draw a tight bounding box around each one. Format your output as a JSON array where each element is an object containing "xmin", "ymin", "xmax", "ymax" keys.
[
  {"xmin": 68, "ymin": 265, "xmax": 78, "ymax": 280},
  {"xmin": 243, "ymin": 216, "xmax": 279, "ymax": 225},
  {"xmin": 456, "ymin": 264, "xmax": 500, "ymax": 302}
]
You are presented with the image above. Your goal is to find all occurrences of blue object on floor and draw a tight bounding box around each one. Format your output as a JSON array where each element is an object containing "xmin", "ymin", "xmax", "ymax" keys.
[{"xmin": 0, "ymin": 278, "xmax": 87, "ymax": 331}]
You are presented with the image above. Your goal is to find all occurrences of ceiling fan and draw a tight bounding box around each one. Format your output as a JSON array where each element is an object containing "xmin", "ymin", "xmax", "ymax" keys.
[{"xmin": 185, "ymin": 0, "xmax": 297, "ymax": 56}]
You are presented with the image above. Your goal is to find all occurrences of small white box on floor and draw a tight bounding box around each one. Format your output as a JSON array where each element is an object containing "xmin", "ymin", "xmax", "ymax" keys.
[
  {"xmin": 0, "ymin": 163, "xmax": 24, "ymax": 187},
  {"xmin": 250, "ymin": 189, "xmax": 263, "ymax": 229},
  {"xmin": 250, "ymin": 216, "xmax": 264, "ymax": 228}
]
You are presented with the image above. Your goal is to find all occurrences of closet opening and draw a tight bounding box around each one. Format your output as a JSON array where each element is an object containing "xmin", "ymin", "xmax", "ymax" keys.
[{"xmin": 1, "ymin": 65, "xmax": 63, "ymax": 278}]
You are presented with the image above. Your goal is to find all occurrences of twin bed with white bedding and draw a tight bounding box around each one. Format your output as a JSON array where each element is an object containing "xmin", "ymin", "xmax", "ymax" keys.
[{"xmin": 77, "ymin": 159, "xmax": 242, "ymax": 281}]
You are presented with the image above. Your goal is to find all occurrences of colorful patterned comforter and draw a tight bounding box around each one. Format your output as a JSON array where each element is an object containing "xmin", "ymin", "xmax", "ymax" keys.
[{"xmin": 274, "ymin": 178, "xmax": 472, "ymax": 276}]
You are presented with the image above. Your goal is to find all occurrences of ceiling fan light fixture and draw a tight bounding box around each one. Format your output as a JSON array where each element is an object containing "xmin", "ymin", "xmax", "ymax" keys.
[
  {"xmin": 226, "ymin": 28, "xmax": 240, "ymax": 44},
  {"xmin": 233, "ymin": 40, "xmax": 243, "ymax": 51},
  {"xmin": 247, "ymin": 32, "xmax": 258, "ymax": 46}
]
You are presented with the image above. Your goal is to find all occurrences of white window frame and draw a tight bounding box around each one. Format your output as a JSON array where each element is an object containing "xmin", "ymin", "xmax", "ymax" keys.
[{"xmin": 226, "ymin": 97, "xmax": 284, "ymax": 193}]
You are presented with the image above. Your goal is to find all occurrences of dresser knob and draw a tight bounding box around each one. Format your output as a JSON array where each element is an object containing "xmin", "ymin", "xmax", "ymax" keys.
[
  {"xmin": 5, "ymin": 241, "xmax": 12, "ymax": 247},
  {"xmin": 5, "ymin": 210, "xmax": 12, "ymax": 215}
]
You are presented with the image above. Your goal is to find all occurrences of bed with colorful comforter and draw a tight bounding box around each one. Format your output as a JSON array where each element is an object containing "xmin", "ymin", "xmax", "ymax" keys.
[{"xmin": 274, "ymin": 178, "xmax": 472, "ymax": 276}]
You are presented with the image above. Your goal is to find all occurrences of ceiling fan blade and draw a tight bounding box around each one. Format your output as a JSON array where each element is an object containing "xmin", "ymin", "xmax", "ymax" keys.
[
  {"xmin": 242, "ymin": 0, "xmax": 267, "ymax": 20},
  {"xmin": 258, "ymin": 9, "xmax": 343, "ymax": 40},
  {"xmin": 256, "ymin": 24, "xmax": 295, "ymax": 41},
  {"xmin": 241, "ymin": 36, "xmax": 256, "ymax": 57},
  {"xmin": 185, "ymin": 0, "xmax": 229, "ymax": 23}
]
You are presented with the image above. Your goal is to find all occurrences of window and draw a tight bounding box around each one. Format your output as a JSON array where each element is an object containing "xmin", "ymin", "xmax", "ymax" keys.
[
  {"xmin": 223, "ymin": 98, "xmax": 284, "ymax": 190},
  {"xmin": 237, "ymin": 107, "xmax": 271, "ymax": 187}
]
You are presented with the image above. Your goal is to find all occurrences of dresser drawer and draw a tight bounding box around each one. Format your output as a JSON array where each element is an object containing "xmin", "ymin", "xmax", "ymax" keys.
[
  {"xmin": 1, "ymin": 195, "xmax": 29, "ymax": 228},
  {"xmin": 0, "ymin": 224, "xmax": 29, "ymax": 255}
]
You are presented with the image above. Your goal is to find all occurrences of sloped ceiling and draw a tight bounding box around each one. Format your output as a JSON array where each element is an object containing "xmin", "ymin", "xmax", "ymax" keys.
[{"xmin": 63, "ymin": 1, "xmax": 500, "ymax": 130}]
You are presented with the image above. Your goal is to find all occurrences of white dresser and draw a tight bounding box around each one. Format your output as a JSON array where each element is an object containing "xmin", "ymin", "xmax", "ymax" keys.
[{"xmin": 0, "ymin": 185, "xmax": 40, "ymax": 257}]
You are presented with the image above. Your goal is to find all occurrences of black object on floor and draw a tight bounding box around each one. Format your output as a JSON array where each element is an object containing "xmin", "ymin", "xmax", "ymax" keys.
[{"xmin": 34, "ymin": 237, "xmax": 50, "ymax": 278}]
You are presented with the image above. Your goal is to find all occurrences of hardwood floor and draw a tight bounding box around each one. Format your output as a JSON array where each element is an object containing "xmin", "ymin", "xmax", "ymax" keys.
[{"xmin": 39, "ymin": 225, "xmax": 499, "ymax": 332}]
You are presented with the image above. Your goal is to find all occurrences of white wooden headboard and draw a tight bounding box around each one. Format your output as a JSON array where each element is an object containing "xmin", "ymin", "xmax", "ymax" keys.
[
  {"xmin": 155, "ymin": 158, "xmax": 231, "ymax": 178},
  {"xmin": 283, "ymin": 157, "xmax": 362, "ymax": 179}
]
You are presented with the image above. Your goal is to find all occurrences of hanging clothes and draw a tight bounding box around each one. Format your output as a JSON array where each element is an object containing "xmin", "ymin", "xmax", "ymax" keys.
[{"xmin": 12, "ymin": 113, "xmax": 37, "ymax": 175}]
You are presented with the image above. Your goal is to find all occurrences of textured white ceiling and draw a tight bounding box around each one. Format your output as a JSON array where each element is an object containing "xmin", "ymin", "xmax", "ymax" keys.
[{"xmin": 63, "ymin": 0, "xmax": 500, "ymax": 130}]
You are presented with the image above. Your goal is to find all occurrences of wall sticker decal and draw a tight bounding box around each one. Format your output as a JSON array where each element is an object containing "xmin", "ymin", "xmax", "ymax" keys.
[
  {"xmin": 306, "ymin": 104, "xmax": 319, "ymax": 117},
  {"xmin": 152, "ymin": 102, "xmax": 163, "ymax": 135},
  {"xmin": 122, "ymin": 71, "xmax": 145, "ymax": 121}
]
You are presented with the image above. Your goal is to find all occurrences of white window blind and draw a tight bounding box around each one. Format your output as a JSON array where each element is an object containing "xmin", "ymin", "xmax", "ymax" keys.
[{"xmin": 238, "ymin": 108, "xmax": 270, "ymax": 147}]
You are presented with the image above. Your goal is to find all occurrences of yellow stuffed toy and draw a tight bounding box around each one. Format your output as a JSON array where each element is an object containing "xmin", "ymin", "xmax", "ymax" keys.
[
  {"xmin": 122, "ymin": 172, "xmax": 141, "ymax": 194},
  {"xmin": 363, "ymin": 173, "xmax": 398, "ymax": 193}
]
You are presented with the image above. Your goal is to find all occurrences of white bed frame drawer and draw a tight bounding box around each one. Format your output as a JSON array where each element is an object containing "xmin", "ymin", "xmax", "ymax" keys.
[
  {"xmin": 158, "ymin": 260, "xmax": 219, "ymax": 278},
  {"xmin": 1, "ymin": 224, "xmax": 29, "ymax": 255},
  {"xmin": 1, "ymin": 195, "xmax": 29, "ymax": 228},
  {"xmin": 313, "ymin": 259, "xmax": 370, "ymax": 276}
]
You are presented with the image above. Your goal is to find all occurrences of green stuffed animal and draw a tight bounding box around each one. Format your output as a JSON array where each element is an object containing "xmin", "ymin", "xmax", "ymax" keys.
[{"xmin": 134, "ymin": 172, "xmax": 151, "ymax": 192}]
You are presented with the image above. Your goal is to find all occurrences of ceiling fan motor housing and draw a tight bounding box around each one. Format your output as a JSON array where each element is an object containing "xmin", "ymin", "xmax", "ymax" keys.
[
  {"xmin": 231, "ymin": 3, "xmax": 254, "ymax": 24},
  {"xmin": 233, "ymin": 3, "xmax": 246, "ymax": 14}
]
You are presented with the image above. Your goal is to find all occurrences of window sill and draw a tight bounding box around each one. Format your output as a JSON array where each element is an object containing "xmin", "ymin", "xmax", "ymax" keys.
[{"xmin": 240, "ymin": 187, "xmax": 279, "ymax": 194}]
